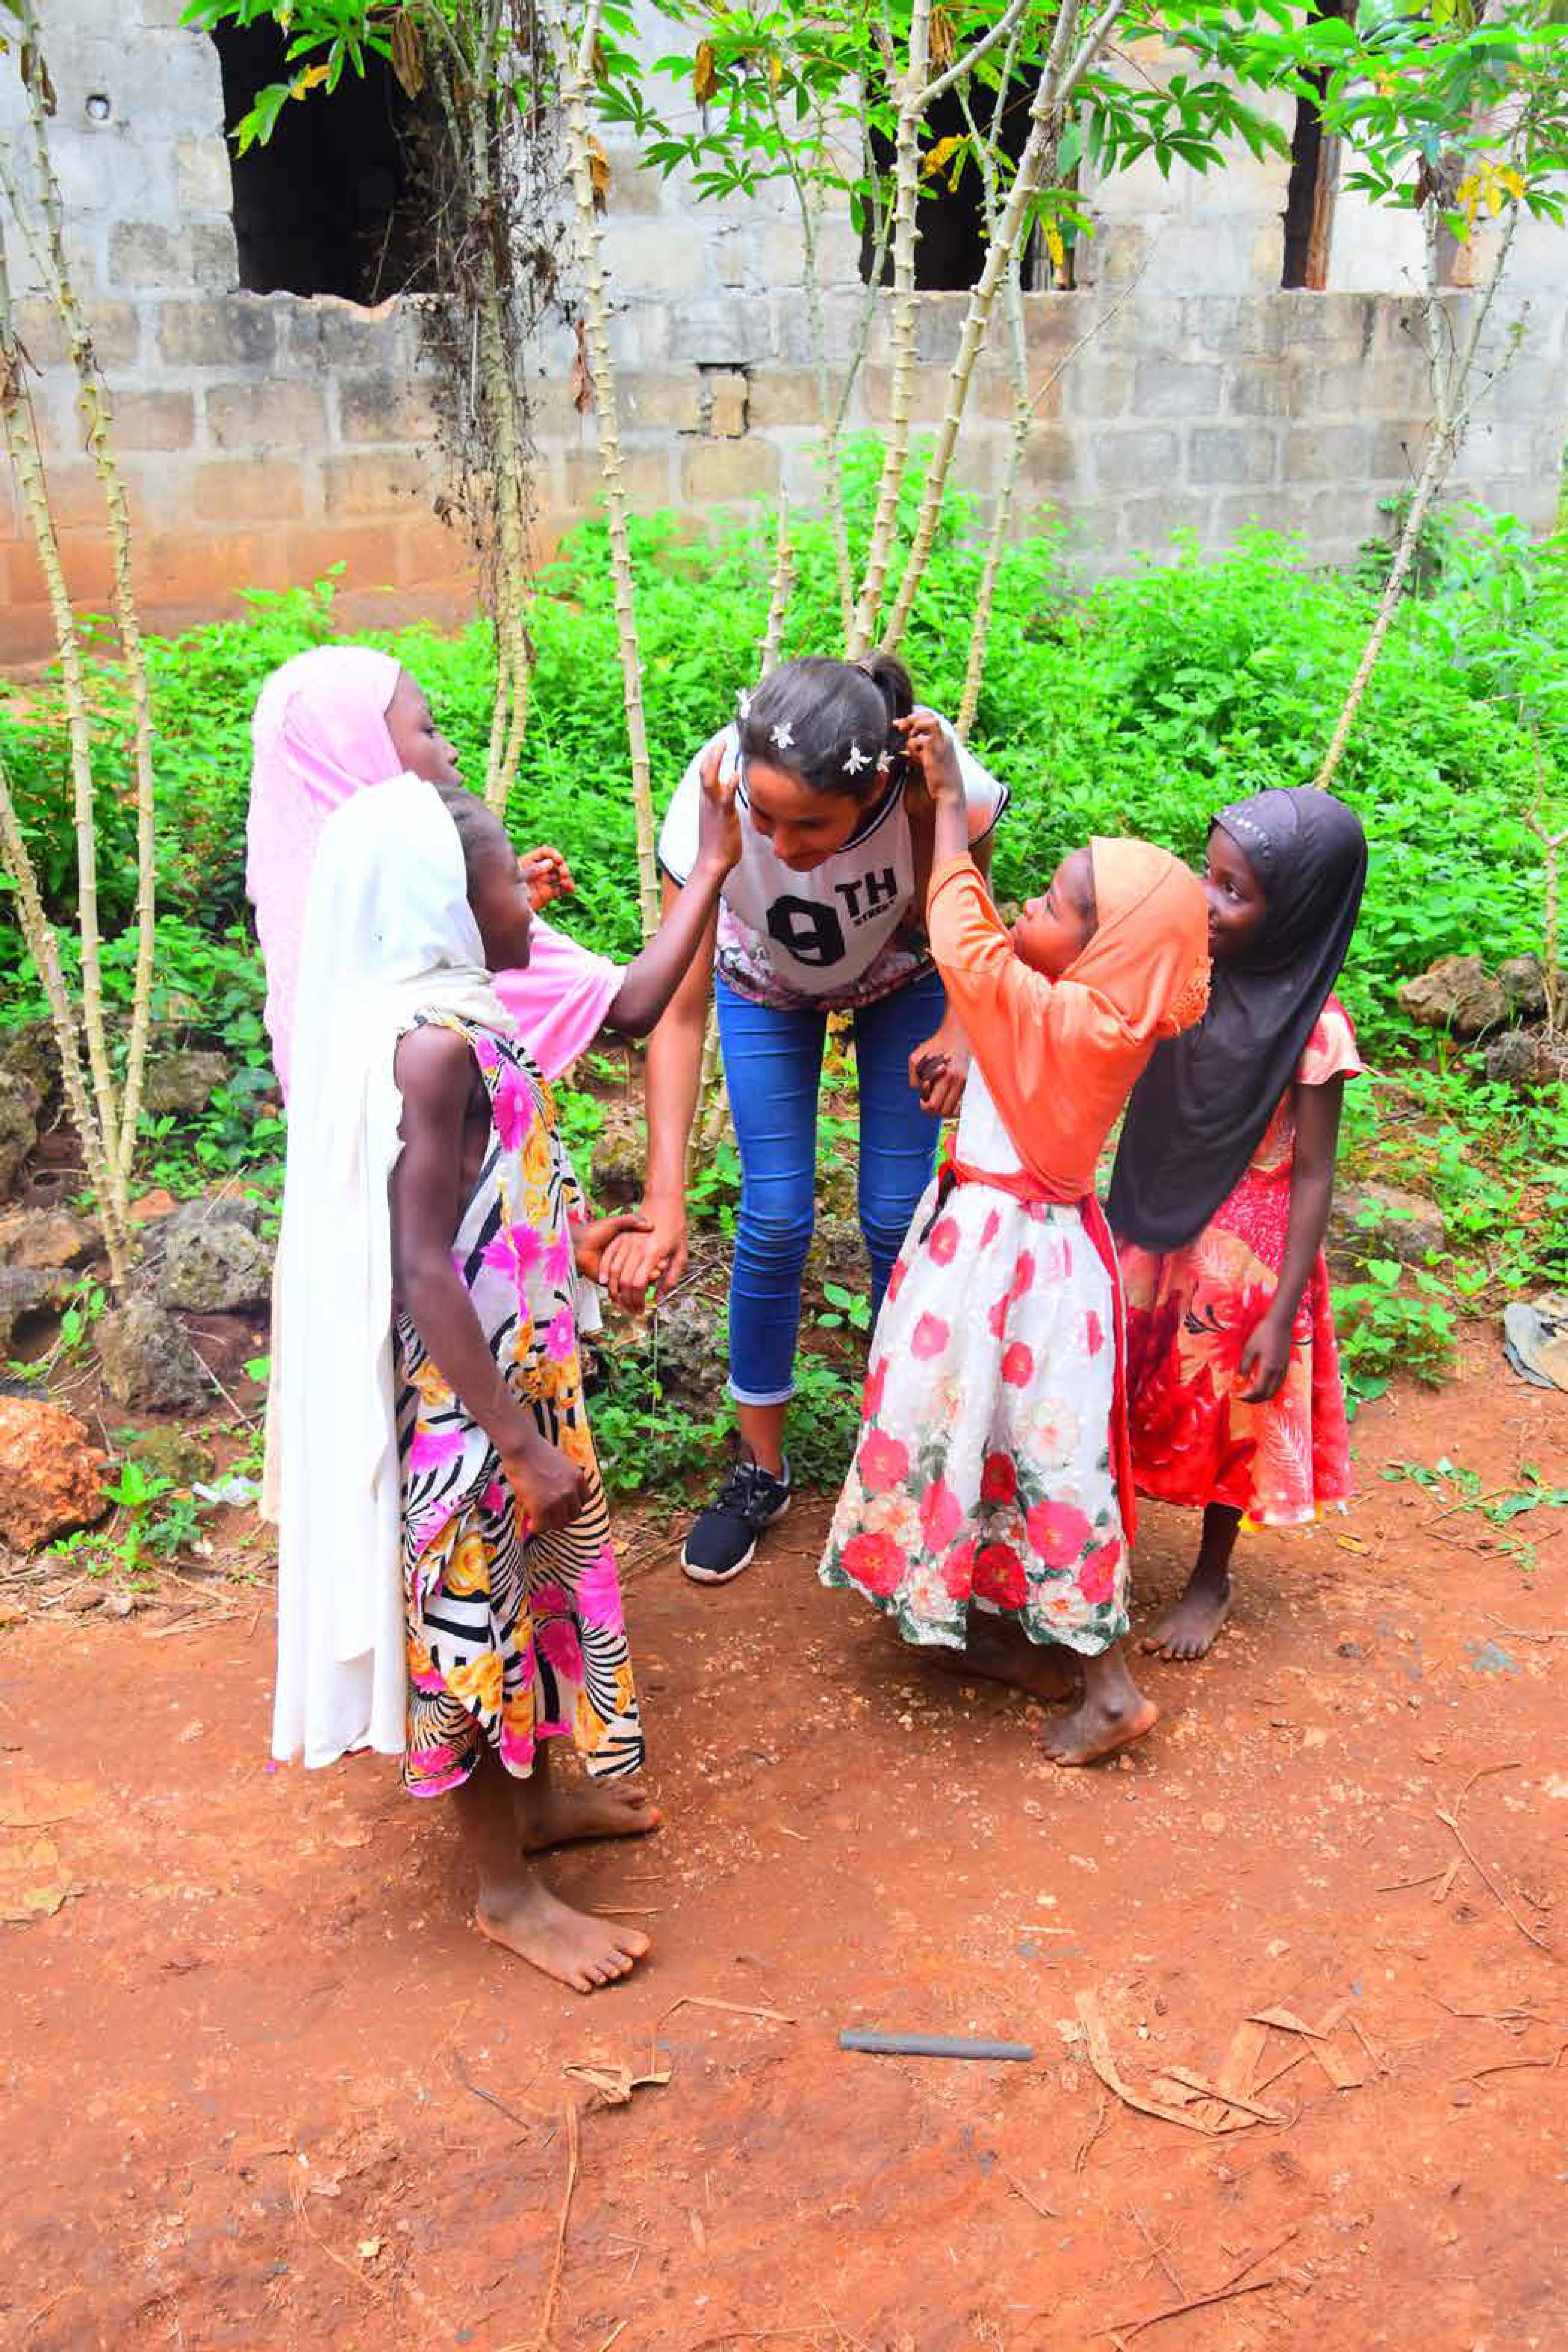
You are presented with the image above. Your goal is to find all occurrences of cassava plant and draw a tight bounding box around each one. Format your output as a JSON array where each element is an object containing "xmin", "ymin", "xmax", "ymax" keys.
[
  {"xmin": 1300, "ymin": 0, "xmax": 1568, "ymax": 790},
  {"xmin": 0, "ymin": 2, "xmax": 161, "ymax": 1276},
  {"xmin": 185, "ymin": 0, "xmax": 559, "ymax": 815}
]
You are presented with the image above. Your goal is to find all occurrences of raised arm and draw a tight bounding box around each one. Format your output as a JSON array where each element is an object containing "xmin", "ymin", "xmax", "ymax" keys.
[
  {"xmin": 603, "ymin": 746, "xmax": 739, "ymax": 1035},
  {"xmin": 390, "ymin": 1026, "xmax": 588, "ymax": 1535}
]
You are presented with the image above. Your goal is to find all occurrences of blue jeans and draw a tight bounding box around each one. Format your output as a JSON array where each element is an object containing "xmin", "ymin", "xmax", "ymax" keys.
[{"xmin": 716, "ymin": 968, "xmax": 947, "ymax": 1407}]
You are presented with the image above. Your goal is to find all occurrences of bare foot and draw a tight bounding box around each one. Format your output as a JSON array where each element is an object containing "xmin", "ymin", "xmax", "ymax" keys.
[
  {"xmin": 929, "ymin": 1618, "xmax": 1079, "ymax": 1704},
  {"xmin": 519, "ymin": 1778, "xmax": 662, "ymax": 1854},
  {"xmin": 1038, "ymin": 1690, "xmax": 1159, "ymax": 1768},
  {"xmin": 475, "ymin": 1881, "xmax": 651, "ymax": 1993},
  {"xmin": 1140, "ymin": 1576, "xmax": 1231, "ymax": 1663}
]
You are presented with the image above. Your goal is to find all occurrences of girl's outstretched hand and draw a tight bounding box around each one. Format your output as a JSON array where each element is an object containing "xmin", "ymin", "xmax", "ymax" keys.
[
  {"xmin": 520, "ymin": 845, "xmax": 575, "ymax": 910},
  {"xmin": 898, "ymin": 708, "xmax": 963, "ymax": 805},
  {"xmin": 696, "ymin": 740, "xmax": 743, "ymax": 874},
  {"xmin": 572, "ymin": 1210, "xmax": 653, "ymax": 1283}
]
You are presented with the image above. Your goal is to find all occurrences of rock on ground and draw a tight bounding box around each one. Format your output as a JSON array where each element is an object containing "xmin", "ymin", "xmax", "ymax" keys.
[
  {"xmin": 156, "ymin": 1220, "xmax": 273, "ymax": 1314},
  {"xmin": 126, "ymin": 1426, "xmax": 216, "ymax": 1487},
  {"xmin": 0, "ymin": 1020, "xmax": 59, "ymax": 1106},
  {"xmin": 0, "ymin": 1206, "xmax": 101, "ymax": 1273},
  {"xmin": 1396, "ymin": 955, "xmax": 1508, "ymax": 1037},
  {"xmin": 97, "ymin": 1294, "xmax": 209, "ymax": 1410},
  {"xmin": 1497, "ymin": 954, "xmax": 1548, "ymax": 1019},
  {"xmin": 0, "ymin": 1393, "xmax": 107, "ymax": 1551},
  {"xmin": 141, "ymin": 1050, "xmax": 233, "ymax": 1118},
  {"xmin": 1484, "ymin": 1028, "xmax": 1568, "ymax": 1092},
  {"xmin": 1327, "ymin": 1181, "xmax": 1445, "ymax": 1271},
  {"xmin": 0, "ymin": 1071, "xmax": 40, "ymax": 1199},
  {"xmin": 0, "ymin": 1265, "xmax": 77, "ymax": 1355}
]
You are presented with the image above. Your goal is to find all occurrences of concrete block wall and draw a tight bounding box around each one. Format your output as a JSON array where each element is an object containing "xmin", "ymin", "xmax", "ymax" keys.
[{"xmin": 1, "ymin": 3, "xmax": 1565, "ymax": 662}]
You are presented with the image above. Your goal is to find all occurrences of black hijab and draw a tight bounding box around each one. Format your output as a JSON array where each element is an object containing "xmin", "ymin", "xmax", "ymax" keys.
[{"xmin": 1107, "ymin": 788, "xmax": 1367, "ymax": 1253}]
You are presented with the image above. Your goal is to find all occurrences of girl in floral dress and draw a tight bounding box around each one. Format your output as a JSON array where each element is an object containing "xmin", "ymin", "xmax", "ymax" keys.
[
  {"xmin": 269, "ymin": 764, "xmax": 739, "ymax": 1992},
  {"xmin": 1108, "ymin": 788, "xmax": 1367, "ymax": 1664},
  {"xmin": 821, "ymin": 715, "xmax": 1210, "ymax": 1766}
]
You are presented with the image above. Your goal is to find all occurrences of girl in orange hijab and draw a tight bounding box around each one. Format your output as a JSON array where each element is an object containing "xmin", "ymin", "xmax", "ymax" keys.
[{"xmin": 820, "ymin": 714, "xmax": 1210, "ymax": 1765}]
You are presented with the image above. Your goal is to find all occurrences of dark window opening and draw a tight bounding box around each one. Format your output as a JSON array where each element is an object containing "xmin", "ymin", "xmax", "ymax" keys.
[
  {"xmin": 1281, "ymin": 0, "xmax": 1349, "ymax": 288},
  {"xmin": 859, "ymin": 80, "xmax": 1058, "ymax": 292},
  {"xmin": 212, "ymin": 22, "xmax": 425, "ymax": 302}
]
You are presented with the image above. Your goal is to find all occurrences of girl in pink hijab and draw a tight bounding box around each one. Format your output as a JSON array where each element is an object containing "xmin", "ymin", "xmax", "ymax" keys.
[{"xmin": 248, "ymin": 646, "xmax": 713, "ymax": 1093}]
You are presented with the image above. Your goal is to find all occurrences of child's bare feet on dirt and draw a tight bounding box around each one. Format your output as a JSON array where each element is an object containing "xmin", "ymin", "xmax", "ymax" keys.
[
  {"xmin": 518, "ymin": 1779, "xmax": 661, "ymax": 1853},
  {"xmin": 475, "ymin": 1880, "xmax": 650, "ymax": 1992},
  {"xmin": 930, "ymin": 1618, "xmax": 1078, "ymax": 1704},
  {"xmin": 1140, "ymin": 1575, "xmax": 1231, "ymax": 1663},
  {"xmin": 1038, "ymin": 1689, "xmax": 1158, "ymax": 1766}
]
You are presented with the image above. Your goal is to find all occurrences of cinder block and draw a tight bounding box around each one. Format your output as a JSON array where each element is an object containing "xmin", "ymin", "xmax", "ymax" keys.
[
  {"xmin": 337, "ymin": 371, "xmax": 432, "ymax": 446},
  {"xmin": 287, "ymin": 295, "xmax": 408, "ymax": 371},
  {"xmin": 195, "ymin": 458, "xmax": 304, "ymax": 523},
  {"xmin": 606, "ymin": 220, "xmax": 709, "ymax": 293},
  {"xmin": 108, "ymin": 222, "xmax": 184, "ymax": 289},
  {"xmin": 207, "ymin": 379, "xmax": 329, "ymax": 450},
  {"xmin": 745, "ymin": 368, "xmax": 823, "ymax": 430},
  {"xmin": 158, "ymin": 296, "xmax": 276, "ymax": 368},
  {"xmin": 1283, "ymin": 421, "xmax": 1374, "ymax": 484},
  {"xmin": 174, "ymin": 136, "xmax": 232, "ymax": 219},
  {"xmin": 1093, "ymin": 427, "xmax": 1181, "ymax": 490},
  {"xmin": 284, "ymin": 524, "xmax": 401, "ymax": 586},
  {"xmin": 1120, "ymin": 492, "xmax": 1218, "ymax": 557},
  {"xmin": 1188, "ymin": 423, "xmax": 1279, "ymax": 486},
  {"xmin": 861, "ymin": 363, "xmax": 947, "ymax": 425},
  {"xmin": 1019, "ymin": 428, "xmax": 1080, "ymax": 490},
  {"xmin": 680, "ymin": 437, "xmax": 780, "ymax": 502},
  {"xmin": 190, "ymin": 224, "xmax": 237, "ymax": 291},
  {"xmin": 666, "ymin": 296, "xmax": 767, "ymax": 367},
  {"xmin": 322, "ymin": 451, "xmax": 431, "ymax": 517},
  {"xmin": 1062, "ymin": 357, "xmax": 1131, "ymax": 423},
  {"xmin": 1133, "ymin": 359, "xmax": 1224, "ymax": 419},
  {"xmin": 562, "ymin": 448, "xmax": 674, "ymax": 508},
  {"xmin": 707, "ymin": 368, "xmax": 749, "ymax": 438},
  {"xmin": 109, "ymin": 389, "xmax": 197, "ymax": 451}
]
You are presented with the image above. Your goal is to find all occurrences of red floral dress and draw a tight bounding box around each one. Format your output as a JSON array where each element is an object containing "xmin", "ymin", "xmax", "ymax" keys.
[{"xmin": 1115, "ymin": 997, "xmax": 1363, "ymax": 1529}]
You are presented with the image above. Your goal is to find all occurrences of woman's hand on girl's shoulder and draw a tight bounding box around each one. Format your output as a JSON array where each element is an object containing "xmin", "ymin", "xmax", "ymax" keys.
[
  {"xmin": 695, "ymin": 739, "xmax": 743, "ymax": 875},
  {"xmin": 898, "ymin": 708, "xmax": 963, "ymax": 806}
]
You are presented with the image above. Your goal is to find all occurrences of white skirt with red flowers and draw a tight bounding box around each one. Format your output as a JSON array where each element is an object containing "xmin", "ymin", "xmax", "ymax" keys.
[{"xmin": 819, "ymin": 1107, "xmax": 1128, "ymax": 1657}]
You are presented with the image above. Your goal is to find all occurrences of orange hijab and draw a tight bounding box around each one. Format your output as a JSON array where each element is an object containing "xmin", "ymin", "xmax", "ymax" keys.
[{"xmin": 927, "ymin": 840, "xmax": 1210, "ymax": 1203}]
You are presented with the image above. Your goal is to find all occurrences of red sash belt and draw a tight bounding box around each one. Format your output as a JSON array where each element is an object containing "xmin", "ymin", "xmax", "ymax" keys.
[{"xmin": 926, "ymin": 1147, "xmax": 1137, "ymax": 1542}]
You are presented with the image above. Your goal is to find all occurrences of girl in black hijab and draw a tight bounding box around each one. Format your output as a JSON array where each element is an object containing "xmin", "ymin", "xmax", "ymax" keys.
[{"xmin": 1108, "ymin": 787, "xmax": 1368, "ymax": 1663}]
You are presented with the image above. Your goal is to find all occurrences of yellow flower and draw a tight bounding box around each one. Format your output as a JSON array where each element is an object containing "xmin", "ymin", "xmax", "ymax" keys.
[
  {"xmin": 407, "ymin": 1634, "xmax": 435, "ymax": 1679},
  {"xmin": 413, "ymin": 1356, "xmax": 454, "ymax": 1407},
  {"xmin": 503, "ymin": 1685, "xmax": 536, "ymax": 1741},
  {"xmin": 448, "ymin": 1652, "xmax": 504, "ymax": 1713},
  {"xmin": 444, "ymin": 1532, "xmax": 489, "ymax": 1598}
]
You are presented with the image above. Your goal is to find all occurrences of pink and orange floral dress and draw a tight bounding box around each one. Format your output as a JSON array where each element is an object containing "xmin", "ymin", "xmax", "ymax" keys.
[
  {"xmin": 1116, "ymin": 995, "xmax": 1364, "ymax": 1528},
  {"xmin": 820, "ymin": 1066, "xmax": 1130, "ymax": 1657},
  {"xmin": 395, "ymin": 1013, "xmax": 642, "ymax": 1798}
]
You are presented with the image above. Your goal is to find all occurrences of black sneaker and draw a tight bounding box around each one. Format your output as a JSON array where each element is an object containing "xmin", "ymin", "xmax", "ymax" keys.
[{"xmin": 680, "ymin": 1456, "xmax": 791, "ymax": 1584}]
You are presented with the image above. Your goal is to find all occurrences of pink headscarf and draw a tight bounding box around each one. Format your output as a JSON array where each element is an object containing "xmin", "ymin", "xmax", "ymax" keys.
[{"xmin": 246, "ymin": 646, "xmax": 620, "ymax": 1094}]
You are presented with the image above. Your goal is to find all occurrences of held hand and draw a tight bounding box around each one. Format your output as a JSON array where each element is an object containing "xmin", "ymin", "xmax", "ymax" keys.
[
  {"xmin": 519, "ymin": 844, "xmax": 576, "ymax": 911},
  {"xmin": 897, "ymin": 707, "xmax": 963, "ymax": 806},
  {"xmin": 572, "ymin": 1210, "xmax": 653, "ymax": 1284},
  {"xmin": 1239, "ymin": 1309, "xmax": 1293, "ymax": 1405},
  {"xmin": 599, "ymin": 1202, "xmax": 689, "ymax": 1312},
  {"xmin": 908, "ymin": 1025, "xmax": 970, "ymax": 1119},
  {"xmin": 696, "ymin": 740, "xmax": 743, "ymax": 874},
  {"xmin": 502, "ymin": 1437, "xmax": 590, "ymax": 1537}
]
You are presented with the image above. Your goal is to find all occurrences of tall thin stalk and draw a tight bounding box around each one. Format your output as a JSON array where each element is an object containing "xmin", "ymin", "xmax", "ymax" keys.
[
  {"xmin": 1314, "ymin": 197, "xmax": 1522, "ymax": 792},
  {"xmin": 0, "ymin": 220, "xmax": 128, "ymax": 1239},
  {"xmin": 10, "ymin": 0, "xmax": 154, "ymax": 1182},
  {"xmin": 881, "ymin": 0, "xmax": 1128, "ymax": 654},
  {"xmin": 546, "ymin": 0, "xmax": 659, "ymax": 939},
  {"xmin": 0, "ymin": 753, "xmax": 131, "ymax": 1285},
  {"xmin": 847, "ymin": 0, "xmax": 931, "ymax": 660}
]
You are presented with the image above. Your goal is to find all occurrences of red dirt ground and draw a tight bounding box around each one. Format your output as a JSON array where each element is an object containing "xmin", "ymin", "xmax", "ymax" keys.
[{"xmin": 3, "ymin": 1337, "xmax": 1565, "ymax": 2352}]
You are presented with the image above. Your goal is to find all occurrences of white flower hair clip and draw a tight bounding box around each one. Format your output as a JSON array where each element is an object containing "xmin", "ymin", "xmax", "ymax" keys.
[
  {"xmin": 736, "ymin": 687, "xmax": 752, "ymax": 721},
  {"xmin": 876, "ymin": 748, "xmax": 893, "ymax": 778},
  {"xmin": 771, "ymin": 722, "xmax": 794, "ymax": 751},
  {"xmin": 842, "ymin": 739, "xmax": 869, "ymax": 778}
]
